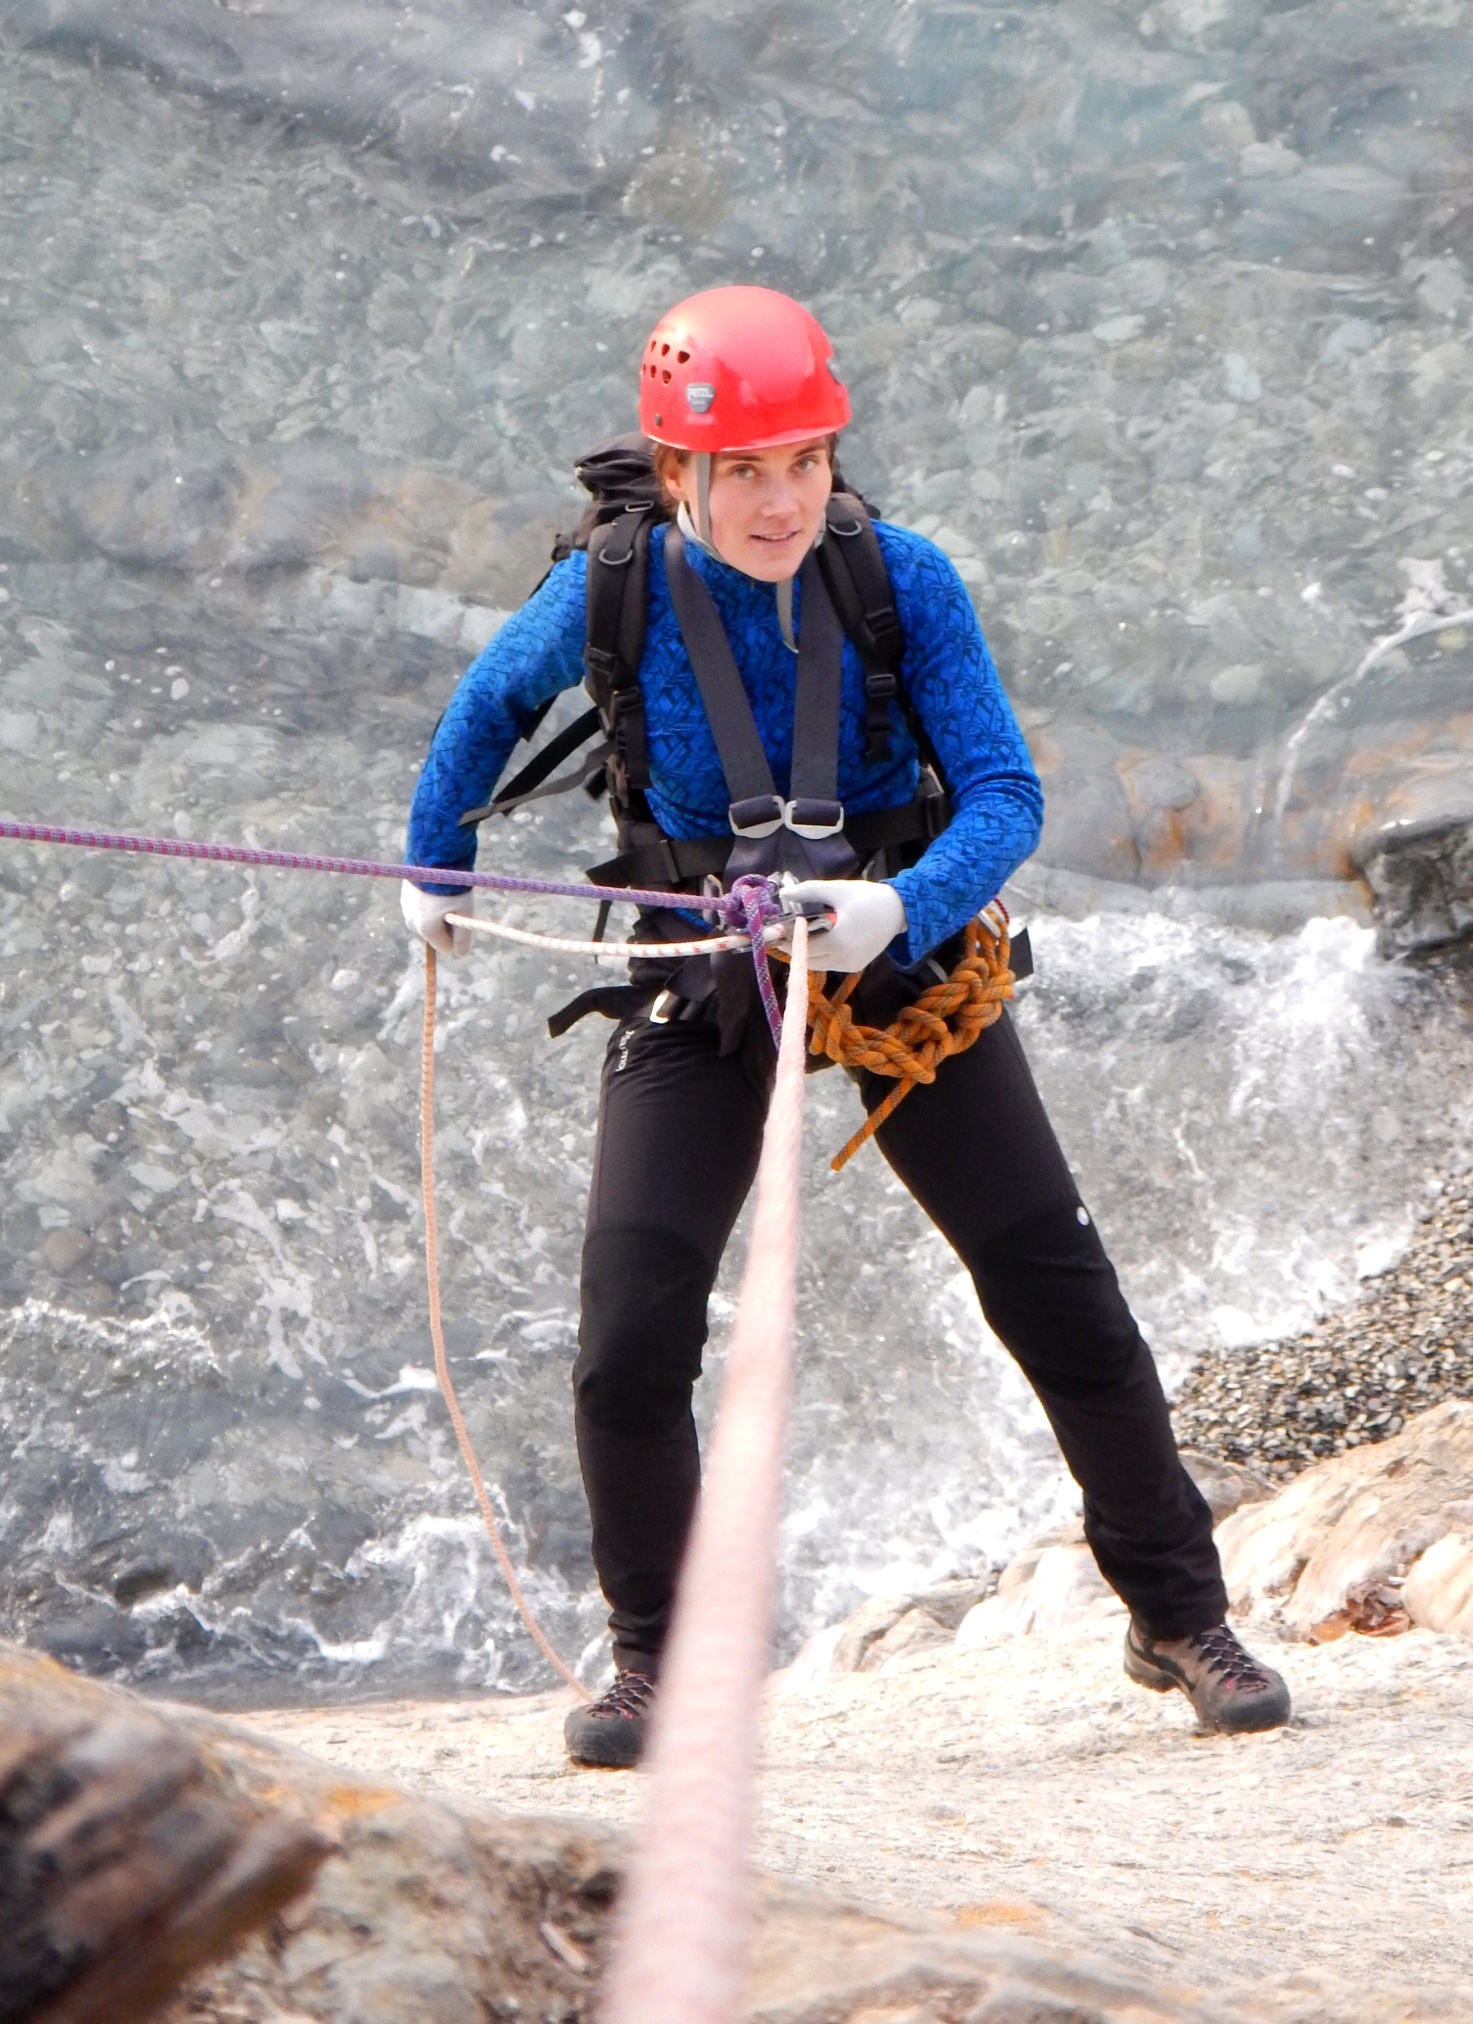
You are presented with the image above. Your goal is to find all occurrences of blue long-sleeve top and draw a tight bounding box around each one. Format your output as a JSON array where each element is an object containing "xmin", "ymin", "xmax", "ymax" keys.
[{"xmin": 406, "ymin": 521, "xmax": 1042, "ymax": 965}]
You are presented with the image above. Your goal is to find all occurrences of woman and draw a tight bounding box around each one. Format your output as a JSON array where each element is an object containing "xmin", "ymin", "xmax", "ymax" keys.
[{"xmin": 402, "ymin": 286, "xmax": 1288, "ymax": 1765}]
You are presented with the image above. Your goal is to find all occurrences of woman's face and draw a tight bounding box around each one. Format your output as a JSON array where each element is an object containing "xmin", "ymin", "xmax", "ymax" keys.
[{"xmin": 669, "ymin": 440, "xmax": 833, "ymax": 581}]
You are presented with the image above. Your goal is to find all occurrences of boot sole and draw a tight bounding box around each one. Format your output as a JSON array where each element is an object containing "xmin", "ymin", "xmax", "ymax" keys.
[{"xmin": 563, "ymin": 1721, "xmax": 646, "ymax": 1770}]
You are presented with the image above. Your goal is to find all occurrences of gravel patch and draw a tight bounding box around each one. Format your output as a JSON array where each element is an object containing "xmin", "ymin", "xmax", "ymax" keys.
[{"xmin": 1173, "ymin": 1182, "xmax": 1473, "ymax": 1480}]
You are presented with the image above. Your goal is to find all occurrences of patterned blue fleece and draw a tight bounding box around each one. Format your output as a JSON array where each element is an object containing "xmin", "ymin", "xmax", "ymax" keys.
[{"xmin": 406, "ymin": 521, "xmax": 1042, "ymax": 965}]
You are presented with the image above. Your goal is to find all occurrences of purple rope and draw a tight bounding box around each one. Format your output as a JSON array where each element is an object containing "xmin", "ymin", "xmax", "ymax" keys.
[
  {"xmin": 0, "ymin": 817, "xmax": 790, "ymax": 1039},
  {"xmin": 0, "ymin": 818, "xmax": 699, "ymax": 910},
  {"xmin": 730, "ymin": 875, "xmax": 785, "ymax": 1049}
]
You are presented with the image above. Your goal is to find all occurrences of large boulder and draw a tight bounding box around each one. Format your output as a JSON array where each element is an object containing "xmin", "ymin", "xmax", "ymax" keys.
[
  {"xmin": 1402, "ymin": 1533, "xmax": 1473, "ymax": 1635},
  {"xmin": 836, "ymin": 1412, "xmax": 1473, "ymax": 1659},
  {"xmin": 1214, "ymin": 1399, "xmax": 1473, "ymax": 1638},
  {"xmin": 956, "ymin": 1535, "xmax": 1121, "ymax": 1647},
  {"xmin": 948, "ymin": 1407, "xmax": 1473, "ymax": 1651},
  {"xmin": 0, "ymin": 1642, "xmax": 335, "ymax": 2024},
  {"xmin": 827, "ymin": 1577, "xmax": 996, "ymax": 1676},
  {"xmin": 1354, "ymin": 815, "xmax": 1473, "ymax": 956}
]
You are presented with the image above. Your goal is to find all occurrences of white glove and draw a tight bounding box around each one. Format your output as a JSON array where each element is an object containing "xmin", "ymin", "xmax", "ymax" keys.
[
  {"xmin": 400, "ymin": 880, "xmax": 474, "ymax": 957},
  {"xmin": 783, "ymin": 879, "xmax": 906, "ymax": 973}
]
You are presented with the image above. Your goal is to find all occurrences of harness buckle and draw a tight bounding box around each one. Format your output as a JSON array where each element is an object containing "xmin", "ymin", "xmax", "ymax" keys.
[
  {"xmin": 729, "ymin": 793, "xmax": 786, "ymax": 839},
  {"xmin": 783, "ymin": 797, "xmax": 845, "ymax": 840},
  {"xmin": 727, "ymin": 795, "xmax": 847, "ymax": 842}
]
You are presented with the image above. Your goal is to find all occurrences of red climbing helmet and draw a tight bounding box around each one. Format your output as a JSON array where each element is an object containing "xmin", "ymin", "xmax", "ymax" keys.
[{"xmin": 638, "ymin": 285, "xmax": 851, "ymax": 451}]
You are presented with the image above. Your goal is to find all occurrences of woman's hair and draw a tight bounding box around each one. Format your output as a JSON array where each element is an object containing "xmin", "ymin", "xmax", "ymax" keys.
[
  {"xmin": 651, "ymin": 442, "xmax": 690, "ymax": 504},
  {"xmin": 651, "ymin": 436, "xmax": 837, "ymax": 506}
]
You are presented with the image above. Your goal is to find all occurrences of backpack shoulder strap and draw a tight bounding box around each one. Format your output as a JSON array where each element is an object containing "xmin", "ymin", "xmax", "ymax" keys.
[
  {"xmin": 584, "ymin": 505, "xmax": 655, "ymax": 795},
  {"xmin": 818, "ymin": 493, "xmax": 907, "ymax": 766},
  {"xmin": 819, "ymin": 494, "xmax": 952, "ymax": 788}
]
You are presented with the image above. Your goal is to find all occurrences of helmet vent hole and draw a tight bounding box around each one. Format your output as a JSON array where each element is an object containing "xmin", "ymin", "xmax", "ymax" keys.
[
  {"xmin": 660, "ymin": 342, "xmax": 670, "ymax": 356},
  {"xmin": 660, "ymin": 368, "xmax": 672, "ymax": 383},
  {"xmin": 676, "ymin": 349, "xmax": 690, "ymax": 364}
]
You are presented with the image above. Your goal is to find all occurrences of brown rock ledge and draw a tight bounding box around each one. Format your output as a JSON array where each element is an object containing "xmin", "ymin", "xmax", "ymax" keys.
[{"xmin": 4, "ymin": 1630, "xmax": 1470, "ymax": 2023}]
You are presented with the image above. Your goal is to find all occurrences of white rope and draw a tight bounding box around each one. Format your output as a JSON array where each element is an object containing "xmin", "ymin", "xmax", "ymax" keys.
[
  {"xmin": 445, "ymin": 911, "xmax": 783, "ymax": 962},
  {"xmin": 599, "ymin": 919, "xmax": 811, "ymax": 2024}
]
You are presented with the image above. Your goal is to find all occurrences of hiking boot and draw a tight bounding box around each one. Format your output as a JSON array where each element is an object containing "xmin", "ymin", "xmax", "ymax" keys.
[
  {"xmin": 564, "ymin": 1668, "xmax": 656, "ymax": 1768},
  {"xmin": 1125, "ymin": 1620, "xmax": 1291, "ymax": 1734}
]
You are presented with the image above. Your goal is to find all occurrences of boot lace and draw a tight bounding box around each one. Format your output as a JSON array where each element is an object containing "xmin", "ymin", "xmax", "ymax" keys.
[
  {"xmin": 1187, "ymin": 1624, "xmax": 1272, "ymax": 1691},
  {"xmin": 587, "ymin": 1670, "xmax": 657, "ymax": 1720}
]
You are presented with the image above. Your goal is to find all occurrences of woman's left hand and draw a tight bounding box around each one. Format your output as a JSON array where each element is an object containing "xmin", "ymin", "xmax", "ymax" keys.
[
  {"xmin": 781, "ymin": 879, "xmax": 906, "ymax": 972},
  {"xmin": 401, "ymin": 881, "xmax": 475, "ymax": 957}
]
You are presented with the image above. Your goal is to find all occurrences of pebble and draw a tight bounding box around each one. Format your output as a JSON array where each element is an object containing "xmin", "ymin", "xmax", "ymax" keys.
[{"xmin": 1173, "ymin": 1183, "xmax": 1473, "ymax": 1479}]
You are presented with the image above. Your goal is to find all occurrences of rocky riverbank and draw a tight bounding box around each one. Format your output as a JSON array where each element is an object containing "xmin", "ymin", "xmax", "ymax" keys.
[
  {"xmin": 13, "ymin": 1623, "xmax": 1470, "ymax": 2024},
  {"xmin": 1, "ymin": 1413, "xmax": 1468, "ymax": 2021},
  {"xmin": 1172, "ymin": 1173, "xmax": 1473, "ymax": 1478},
  {"xmin": 222, "ymin": 1401, "xmax": 1473, "ymax": 2021}
]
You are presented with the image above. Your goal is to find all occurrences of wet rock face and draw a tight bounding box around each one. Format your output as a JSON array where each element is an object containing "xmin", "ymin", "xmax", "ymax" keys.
[{"xmin": 1, "ymin": 0, "xmax": 1471, "ymax": 903}]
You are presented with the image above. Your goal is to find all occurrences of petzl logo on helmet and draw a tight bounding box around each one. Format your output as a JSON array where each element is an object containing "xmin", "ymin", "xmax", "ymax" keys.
[{"xmin": 684, "ymin": 382, "xmax": 716, "ymax": 413}]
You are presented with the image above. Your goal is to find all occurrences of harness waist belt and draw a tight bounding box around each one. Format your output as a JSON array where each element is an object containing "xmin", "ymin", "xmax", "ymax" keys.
[{"xmin": 587, "ymin": 795, "xmax": 944, "ymax": 894}]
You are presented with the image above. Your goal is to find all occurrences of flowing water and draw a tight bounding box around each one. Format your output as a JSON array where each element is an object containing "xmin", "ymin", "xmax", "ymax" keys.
[{"xmin": 1, "ymin": 0, "xmax": 1471, "ymax": 1704}]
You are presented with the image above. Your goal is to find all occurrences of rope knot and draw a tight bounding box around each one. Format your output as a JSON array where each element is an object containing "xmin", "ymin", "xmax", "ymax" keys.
[{"xmin": 807, "ymin": 915, "xmax": 1015, "ymax": 1171}]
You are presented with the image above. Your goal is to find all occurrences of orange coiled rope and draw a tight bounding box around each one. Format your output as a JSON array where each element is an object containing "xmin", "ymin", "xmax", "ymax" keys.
[{"xmin": 807, "ymin": 912, "xmax": 1016, "ymax": 1171}]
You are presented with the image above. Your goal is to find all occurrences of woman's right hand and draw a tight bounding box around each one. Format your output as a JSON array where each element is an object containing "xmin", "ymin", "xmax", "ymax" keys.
[
  {"xmin": 780, "ymin": 878, "xmax": 906, "ymax": 973},
  {"xmin": 400, "ymin": 881, "xmax": 475, "ymax": 957}
]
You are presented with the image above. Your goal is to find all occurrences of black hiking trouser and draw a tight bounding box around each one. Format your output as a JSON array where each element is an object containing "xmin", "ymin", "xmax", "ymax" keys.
[{"xmin": 572, "ymin": 992, "xmax": 1226, "ymax": 1676}]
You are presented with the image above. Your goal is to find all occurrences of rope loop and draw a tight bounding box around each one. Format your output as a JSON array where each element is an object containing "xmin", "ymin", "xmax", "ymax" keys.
[{"xmin": 808, "ymin": 913, "xmax": 1015, "ymax": 1171}]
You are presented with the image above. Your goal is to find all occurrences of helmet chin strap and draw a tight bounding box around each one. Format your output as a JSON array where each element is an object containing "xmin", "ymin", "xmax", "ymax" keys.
[
  {"xmin": 774, "ymin": 576, "xmax": 797, "ymax": 653},
  {"xmin": 696, "ymin": 451, "xmax": 713, "ymax": 551},
  {"xmin": 676, "ymin": 453, "xmax": 722, "ymax": 562}
]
